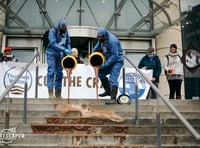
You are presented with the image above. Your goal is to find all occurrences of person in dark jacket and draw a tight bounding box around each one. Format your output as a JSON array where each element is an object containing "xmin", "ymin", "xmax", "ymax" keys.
[
  {"xmin": 46, "ymin": 19, "xmax": 71, "ymax": 99},
  {"xmin": 3, "ymin": 46, "xmax": 18, "ymax": 62},
  {"xmin": 138, "ymin": 47, "xmax": 162, "ymax": 99},
  {"xmin": 92, "ymin": 28, "xmax": 124, "ymax": 104}
]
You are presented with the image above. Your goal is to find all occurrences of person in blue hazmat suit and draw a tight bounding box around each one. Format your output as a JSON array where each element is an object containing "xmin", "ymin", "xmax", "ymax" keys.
[
  {"xmin": 46, "ymin": 19, "xmax": 71, "ymax": 98},
  {"xmin": 92, "ymin": 28, "xmax": 124, "ymax": 104}
]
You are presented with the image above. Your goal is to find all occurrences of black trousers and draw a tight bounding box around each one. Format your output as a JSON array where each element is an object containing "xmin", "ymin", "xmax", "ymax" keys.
[{"xmin": 168, "ymin": 79, "xmax": 182, "ymax": 99}]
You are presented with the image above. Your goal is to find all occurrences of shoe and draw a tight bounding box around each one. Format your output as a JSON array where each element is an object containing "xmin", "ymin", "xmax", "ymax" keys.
[
  {"xmin": 99, "ymin": 91, "xmax": 110, "ymax": 97},
  {"xmin": 55, "ymin": 89, "xmax": 62, "ymax": 99},
  {"xmin": 48, "ymin": 88, "xmax": 56, "ymax": 99}
]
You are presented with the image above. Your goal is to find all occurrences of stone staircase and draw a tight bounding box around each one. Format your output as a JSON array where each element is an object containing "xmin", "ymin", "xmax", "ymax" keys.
[{"xmin": 0, "ymin": 98, "xmax": 200, "ymax": 148}]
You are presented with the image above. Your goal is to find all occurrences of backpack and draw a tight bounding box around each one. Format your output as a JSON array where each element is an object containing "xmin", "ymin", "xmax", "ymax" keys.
[
  {"xmin": 42, "ymin": 28, "xmax": 57, "ymax": 49},
  {"xmin": 164, "ymin": 54, "xmax": 182, "ymax": 75}
]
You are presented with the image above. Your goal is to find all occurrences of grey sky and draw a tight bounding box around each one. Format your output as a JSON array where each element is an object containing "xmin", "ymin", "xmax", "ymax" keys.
[{"xmin": 180, "ymin": 0, "xmax": 200, "ymax": 12}]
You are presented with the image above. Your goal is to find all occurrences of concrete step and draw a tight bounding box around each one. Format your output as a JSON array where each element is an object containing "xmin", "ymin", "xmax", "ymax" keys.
[
  {"xmin": 2, "ymin": 109, "xmax": 200, "ymax": 119},
  {"xmin": 0, "ymin": 99, "xmax": 199, "ymax": 147},
  {"xmin": 1, "ymin": 112, "xmax": 200, "ymax": 129},
  {"xmin": 43, "ymin": 116, "xmax": 200, "ymax": 125},
  {"xmin": 2, "ymin": 98, "xmax": 200, "ymax": 105},
  {"xmin": 1, "ymin": 144, "xmax": 200, "ymax": 148},
  {"xmin": 30, "ymin": 124, "xmax": 200, "ymax": 135},
  {"xmin": 0, "ymin": 134, "xmax": 199, "ymax": 146},
  {"xmin": 1, "ymin": 117, "xmax": 200, "ymax": 126},
  {"xmin": 2, "ymin": 123, "xmax": 198, "ymax": 135},
  {"xmin": 1, "ymin": 103, "xmax": 200, "ymax": 112}
]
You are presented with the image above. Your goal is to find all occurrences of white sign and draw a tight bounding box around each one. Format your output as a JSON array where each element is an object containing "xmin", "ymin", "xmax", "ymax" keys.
[{"xmin": 0, "ymin": 62, "xmax": 152, "ymax": 99}]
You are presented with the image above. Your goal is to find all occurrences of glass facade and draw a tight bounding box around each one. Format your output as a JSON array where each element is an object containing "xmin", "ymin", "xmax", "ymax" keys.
[
  {"xmin": 1, "ymin": 0, "xmax": 160, "ymax": 65},
  {"xmin": 5, "ymin": 0, "xmax": 152, "ymax": 34}
]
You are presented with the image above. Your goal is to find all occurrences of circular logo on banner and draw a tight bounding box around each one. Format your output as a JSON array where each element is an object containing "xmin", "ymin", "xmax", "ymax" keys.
[
  {"xmin": 3, "ymin": 66, "xmax": 32, "ymax": 95},
  {"xmin": 185, "ymin": 49, "xmax": 200, "ymax": 68},
  {"xmin": 118, "ymin": 72, "xmax": 146, "ymax": 99}
]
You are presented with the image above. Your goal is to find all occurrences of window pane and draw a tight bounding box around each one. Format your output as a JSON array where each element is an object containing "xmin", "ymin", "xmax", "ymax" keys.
[{"xmin": 12, "ymin": 49, "xmax": 35, "ymax": 63}]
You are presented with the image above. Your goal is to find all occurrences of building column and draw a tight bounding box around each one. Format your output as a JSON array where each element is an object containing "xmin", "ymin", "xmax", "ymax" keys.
[
  {"xmin": 154, "ymin": 0, "xmax": 185, "ymax": 99},
  {"xmin": 0, "ymin": 5, "xmax": 6, "ymax": 52}
]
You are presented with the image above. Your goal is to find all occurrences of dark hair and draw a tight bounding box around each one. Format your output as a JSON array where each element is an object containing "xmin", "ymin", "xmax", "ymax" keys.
[{"xmin": 170, "ymin": 44, "xmax": 177, "ymax": 49}]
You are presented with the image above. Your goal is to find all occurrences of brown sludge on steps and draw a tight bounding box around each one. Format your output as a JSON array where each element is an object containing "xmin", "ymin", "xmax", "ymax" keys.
[{"xmin": 55, "ymin": 103, "xmax": 124, "ymax": 122}]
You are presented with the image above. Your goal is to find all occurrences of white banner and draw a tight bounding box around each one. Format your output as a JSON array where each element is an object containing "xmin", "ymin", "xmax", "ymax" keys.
[{"xmin": 0, "ymin": 62, "xmax": 152, "ymax": 100}]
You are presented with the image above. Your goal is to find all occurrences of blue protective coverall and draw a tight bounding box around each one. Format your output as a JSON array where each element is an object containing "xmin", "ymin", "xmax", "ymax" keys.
[
  {"xmin": 92, "ymin": 28, "xmax": 124, "ymax": 87},
  {"xmin": 46, "ymin": 19, "xmax": 71, "ymax": 91}
]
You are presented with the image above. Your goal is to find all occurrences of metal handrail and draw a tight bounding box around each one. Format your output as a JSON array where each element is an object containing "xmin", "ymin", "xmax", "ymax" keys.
[
  {"xmin": 124, "ymin": 55, "xmax": 200, "ymax": 140},
  {"xmin": 0, "ymin": 52, "xmax": 39, "ymax": 104}
]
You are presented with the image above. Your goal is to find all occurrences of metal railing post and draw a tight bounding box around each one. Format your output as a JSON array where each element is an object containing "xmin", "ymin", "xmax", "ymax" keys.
[
  {"xmin": 156, "ymin": 112, "xmax": 162, "ymax": 148},
  {"xmin": 35, "ymin": 65, "xmax": 39, "ymax": 98},
  {"xmin": 23, "ymin": 81, "xmax": 28, "ymax": 124},
  {"xmin": 135, "ymin": 74, "xmax": 139, "ymax": 125}
]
